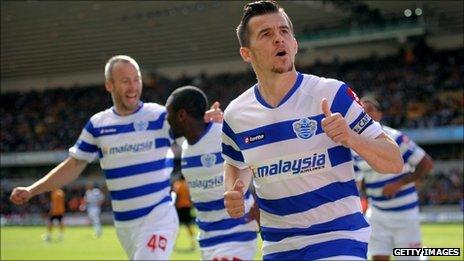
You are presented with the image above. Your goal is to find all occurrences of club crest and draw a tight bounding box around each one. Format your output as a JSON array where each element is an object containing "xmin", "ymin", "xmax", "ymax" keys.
[
  {"xmin": 292, "ymin": 118, "xmax": 317, "ymax": 139},
  {"xmin": 133, "ymin": 120, "xmax": 149, "ymax": 131},
  {"xmin": 200, "ymin": 153, "xmax": 217, "ymax": 168}
]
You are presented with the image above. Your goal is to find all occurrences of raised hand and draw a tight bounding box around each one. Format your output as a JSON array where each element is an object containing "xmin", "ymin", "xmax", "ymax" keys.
[
  {"xmin": 223, "ymin": 179, "xmax": 245, "ymax": 218},
  {"xmin": 204, "ymin": 101, "xmax": 223, "ymax": 123},
  {"xmin": 321, "ymin": 98, "xmax": 353, "ymax": 147}
]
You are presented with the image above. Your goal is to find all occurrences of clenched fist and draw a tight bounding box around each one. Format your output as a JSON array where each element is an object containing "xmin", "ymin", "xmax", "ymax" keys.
[{"xmin": 10, "ymin": 187, "xmax": 33, "ymax": 205}]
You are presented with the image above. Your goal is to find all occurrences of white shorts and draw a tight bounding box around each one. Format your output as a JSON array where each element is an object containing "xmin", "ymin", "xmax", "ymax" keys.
[
  {"xmin": 87, "ymin": 208, "xmax": 101, "ymax": 222},
  {"xmin": 201, "ymin": 238, "xmax": 258, "ymax": 261},
  {"xmin": 116, "ymin": 202, "xmax": 179, "ymax": 260},
  {"xmin": 368, "ymin": 216, "xmax": 422, "ymax": 259}
]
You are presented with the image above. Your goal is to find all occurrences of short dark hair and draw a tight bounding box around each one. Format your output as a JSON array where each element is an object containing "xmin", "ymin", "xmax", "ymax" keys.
[
  {"xmin": 361, "ymin": 96, "xmax": 383, "ymax": 112},
  {"xmin": 168, "ymin": 86, "xmax": 208, "ymax": 120},
  {"xmin": 236, "ymin": 0, "xmax": 294, "ymax": 47}
]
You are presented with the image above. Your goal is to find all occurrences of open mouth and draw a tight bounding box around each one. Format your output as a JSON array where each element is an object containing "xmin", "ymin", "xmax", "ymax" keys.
[{"xmin": 276, "ymin": 51, "xmax": 287, "ymax": 57}]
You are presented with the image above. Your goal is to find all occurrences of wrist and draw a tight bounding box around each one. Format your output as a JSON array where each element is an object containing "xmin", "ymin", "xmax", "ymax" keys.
[
  {"xmin": 345, "ymin": 130, "xmax": 359, "ymax": 148},
  {"xmin": 27, "ymin": 185, "xmax": 39, "ymax": 197}
]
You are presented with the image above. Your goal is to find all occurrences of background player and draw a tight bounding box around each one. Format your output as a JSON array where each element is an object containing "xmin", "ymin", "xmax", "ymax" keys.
[
  {"xmin": 81, "ymin": 182, "xmax": 105, "ymax": 238},
  {"xmin": 353, "ymin": 96, "xmax": 434, "ymax": 260},
  {"xmin": 43, "ymin": 188, "xmax": 66, "ymax": 242},
  {"xmin": 222, "ymin": 1, "xmax": 403, "ymax": 260},
  {"xmin": 166, "ymin": 86, "xmax": 259, "ymax": 260},
  {"xmin": 172, "ymin": 175, "xmax": 196, "ymax": 250}
]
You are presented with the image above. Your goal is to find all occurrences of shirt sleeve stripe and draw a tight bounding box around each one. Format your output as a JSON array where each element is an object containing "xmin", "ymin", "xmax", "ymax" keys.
[
  {"xmin": 77, "ymin": 140, "xmax": 99, "ymax": 153},
  {"xmin": 221, "ymin": 143, "xmax": 245, "ymax": 163},
  {"xmin": 331, "ymin": 84, "xmax": 353, "ymax": 117}
]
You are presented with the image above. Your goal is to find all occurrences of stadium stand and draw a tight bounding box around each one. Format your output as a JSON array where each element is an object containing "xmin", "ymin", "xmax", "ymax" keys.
[{"xmin": 1, "ymin": 46, "xmax": 462, "ymax": 153}]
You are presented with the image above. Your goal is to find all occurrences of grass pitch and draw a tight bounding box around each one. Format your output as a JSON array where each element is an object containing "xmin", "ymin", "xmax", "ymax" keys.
[{"xmin": 1, "ymin": 223, "xmax": 462, "ymax": 260}]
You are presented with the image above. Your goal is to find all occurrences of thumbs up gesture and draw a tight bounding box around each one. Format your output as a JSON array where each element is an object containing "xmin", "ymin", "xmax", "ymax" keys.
[
  {"xmin": 204, "ymin": 101, "xmax": 223, "ymax": 123},
  {"xmin": 321, "ymin": 98, "xmax": 353, "ymax": 147},
  {"xmin": 224, "ymin": 179, "xmax": 245, "ymax": 218}
]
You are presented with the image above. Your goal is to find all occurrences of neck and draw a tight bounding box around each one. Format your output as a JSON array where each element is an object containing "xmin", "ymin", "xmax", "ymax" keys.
[
  {"xmin": 256, "ymin": 70, "xmax": 298, "ymax": 107},
  {"xmin": 113, "ymin": 102, "xmax": 141, "ymax": 116},
  {"xmin": 184, "ymin": 120, "xmax": 209, "ymax": 145}
]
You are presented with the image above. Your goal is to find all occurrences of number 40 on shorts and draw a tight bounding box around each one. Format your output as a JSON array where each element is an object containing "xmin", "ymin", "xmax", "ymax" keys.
[{"xmin": 147, "ymin": 234, "xmax": 167, "ymax": 252}]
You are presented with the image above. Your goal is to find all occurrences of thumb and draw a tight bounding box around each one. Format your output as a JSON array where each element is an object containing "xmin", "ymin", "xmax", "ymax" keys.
[
  {"xmin": 211, "ymin": 101, "xmax": 220, "ymax": 110},
  {"xmin": 232, "ymin": 179, "xmax": 244, "ymax": 192},
  {"xmin": 321, "ymin": 98, "xmax": 332, "ymax": 117}
]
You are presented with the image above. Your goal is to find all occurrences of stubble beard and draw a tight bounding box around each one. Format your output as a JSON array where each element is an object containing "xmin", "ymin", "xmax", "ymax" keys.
[{"xmin": 271, "ymin": 63, "xmax": 294, "ymax": 74}]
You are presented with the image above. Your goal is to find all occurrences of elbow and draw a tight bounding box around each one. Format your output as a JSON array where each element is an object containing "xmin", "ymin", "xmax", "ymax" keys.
[{"xmin": 422, "ymin": 154, "xmax": 434, "ymax": 173}]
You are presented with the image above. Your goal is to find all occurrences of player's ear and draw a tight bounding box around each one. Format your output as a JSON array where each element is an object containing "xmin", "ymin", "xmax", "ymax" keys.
[
  {"xmin": 293, "ymin": 37, "xmax": 298, "ymax": 54},
  {"xmin": 240, "ymin": 47, "xmax": 252, "ymax": 63},
  {"xmin": 178, "ymin": 109, "xmax": 187, "ymax": 121},
  {"xmin": 105, "ymin": 80, "xmax": 113, "ymax": 93}
]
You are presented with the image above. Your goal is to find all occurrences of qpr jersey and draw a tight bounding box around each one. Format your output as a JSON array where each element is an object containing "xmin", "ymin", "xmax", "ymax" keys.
[
  {"xmin": 222, "ymin": 72, "xmax": 383, "ymax": 260},
  {"xmin": 181, "ymin": 122, "xmax": 258, "ymax": 249},
  {"xmin": 69, "ymin": 102, "xmax": 174, "ymax": 227},
  {"xmin": 353, "ymin": 126, "xmax": 425, "ymax": 220}
]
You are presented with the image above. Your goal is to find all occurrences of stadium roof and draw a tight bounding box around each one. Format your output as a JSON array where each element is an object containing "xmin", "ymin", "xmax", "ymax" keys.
[{"xmin": 1, "ymin": 1, "xmax": 462, "ymax": 81}]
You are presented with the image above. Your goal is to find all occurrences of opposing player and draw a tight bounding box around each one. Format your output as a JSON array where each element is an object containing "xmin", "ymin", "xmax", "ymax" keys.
[
  {"xmin": 166, "ymin": 86, "xmax": 259, "ymax": 260},
  {"xmin": 43, "ymin": 188, "xmax": 66, "ymax": 242},
  {"xmin": 82, "ymin": 182, "xmax": 105, "ymax": 238},
  {"xmin": 171, "ymin": 175, "xmax": 196, "ymax": 250},
  {"xmin": 353, "ymin": 96, "xmax": 434, "ymax": 260},
  {"xmin": 222, "ymin": 1, "xmax": 403, "ymax": 260},
  {"xmin": 10, "ymin": 55, "xmax": 222, "ymax": 260}
]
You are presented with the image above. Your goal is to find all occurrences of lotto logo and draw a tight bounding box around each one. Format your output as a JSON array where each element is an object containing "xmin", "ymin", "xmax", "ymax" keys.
[
  {"xmin": 147, "ymin": 234, "xmax": 167, "ymax": 252},
  {"xmin": 244, "ymin": 133, "xmax": 265, "ymax": 144}
]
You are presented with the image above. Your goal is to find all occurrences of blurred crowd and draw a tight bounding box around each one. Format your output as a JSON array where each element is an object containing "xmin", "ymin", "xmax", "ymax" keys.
[{"xmin": 1, "ymin": 46, "xmax": 462, "ymax": 153}]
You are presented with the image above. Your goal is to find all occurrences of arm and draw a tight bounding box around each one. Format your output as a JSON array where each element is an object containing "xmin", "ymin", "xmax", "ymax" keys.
[
  {"xmin": 10, "ymin": 156, "xmax": 88, "ymax": 205},
  {"xmin": 383, "ymin": 154, "xmax": 434, "ymax": 197},
  {"xmin": 349, "ymin": 132, "xmax": 403, "ymax": 174},
  {"xmin": 223, "ymin": 163, "xmax": 253, "ymax": 218},
  {"xmin": 321, "ymin": 98, "xmax": 403, "ymax": 174}
]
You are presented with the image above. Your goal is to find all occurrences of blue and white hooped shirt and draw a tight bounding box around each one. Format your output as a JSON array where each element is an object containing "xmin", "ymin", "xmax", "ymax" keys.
[
  {"xmin": 70, "ymin": 102, "xmax": 174, "ymax": 227},
  {"xmin": 222, "ymin": 72, "xmax": 383, "ymax": 260},
  {"xmin": 181, "ymin": 122, "xmax": 258, "ymax": 249}
]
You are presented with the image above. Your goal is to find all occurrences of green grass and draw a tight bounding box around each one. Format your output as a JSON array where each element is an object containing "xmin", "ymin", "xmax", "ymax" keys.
[{"xmin": 1, "ymin": 223, "xmax": 462, "ymax": 260}]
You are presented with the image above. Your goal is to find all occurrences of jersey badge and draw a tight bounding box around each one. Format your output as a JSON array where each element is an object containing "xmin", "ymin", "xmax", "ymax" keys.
[
  {"xmin": 292, "ymin": 118, "xmax": 317, "ymax": 139},
  {"xmin": 133, "ymin": 120, "xmax": 149, "ymax": 131},
  {"xmin": 201, "ymin": 153, "xmax": 217, "ymax": 168}
]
